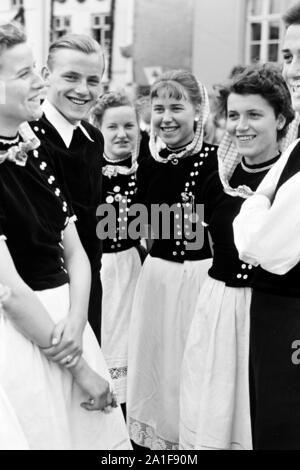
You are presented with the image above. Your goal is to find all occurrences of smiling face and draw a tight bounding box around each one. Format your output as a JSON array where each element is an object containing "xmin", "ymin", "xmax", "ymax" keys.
[
  {"xmin": 282, "ymin": 24, "xmax": 300, "ymax": 112},
  {"xmin": 43, "ymin": 48, "xmax": 104, "ymax": 124},
  {"xmin": 100, "ymin": 105, "xmax": 138, "ymax": 160},
  {"xmin": 151, "ymin": 95, "xmax": 198, "ymax": 148},
  {"xmin": 0, "ymin": 42, "xmax": 44, "ymax": 134},
  {"xmin": 226, "ymin": 93, "xmax": 284, "ymax": 164}
]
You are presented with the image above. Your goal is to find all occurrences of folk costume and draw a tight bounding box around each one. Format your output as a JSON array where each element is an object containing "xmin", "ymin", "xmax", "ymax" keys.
[
  {"xmin": 100, "ymin": 149, "xmax": 143, "ymax": 404},
  {"xmin": 233, "ymin": 135, "xmax": 300, "ymax": 450},
  {"xmin": 32, "ymin": 99, "xmax": 103, "ymax": 342},
  {"xmin": 180, "ymin": 129, "xmax": 284, "ymax": 450},
  {"xmin": 0, "ymin": 124, "xmax": 131, "ymax": 450},
  {"xmin": 127, "ymin": 83, "xmax": 217, "ymax": 450}
]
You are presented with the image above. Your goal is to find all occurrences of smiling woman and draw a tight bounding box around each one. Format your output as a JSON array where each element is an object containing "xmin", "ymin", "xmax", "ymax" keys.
[
  {"xmin": 0, "ymin": 41, "xmax": 44, "ymax": 131},
  {"xmin": 0, "ymin": 23, "xmax": 131, "ymax": 450},
  {"xmin": 126, "ymin": 70, "xmax": 218, "ymax": 450},
  {"xmin": 179, "ymin": 64, "xmax": 294, "ymax": 451}
]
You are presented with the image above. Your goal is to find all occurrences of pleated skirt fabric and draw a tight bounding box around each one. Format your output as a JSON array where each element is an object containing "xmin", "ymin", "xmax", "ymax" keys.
[
  {"xmin": 0, "ymin": 283, "xmax": 131, "ymax": 450},
  {"xmin": 101, "ymin": 247, "xmax": 142, "ymax": 403},
  {"xmin": 180, "ymin": 276, "xmax": 252, "ymax": 450},
  {"xmin": 127, "ymin": 255, "xmax": 212, "ymax": 450}
]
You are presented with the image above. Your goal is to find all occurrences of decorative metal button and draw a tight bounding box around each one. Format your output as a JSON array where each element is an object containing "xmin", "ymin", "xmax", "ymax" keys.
[
  {"xmin": 40, "ymin": 162, "xmax": 47, "ymax": 170},
  {"xmin": 172, "ymin": 251, "xmax": 177, "ymax": 256},
  {"xmin": 113, "ymin": 186, "xmax": 121, "ymax": 193},
  {"xmin": 243, "ymin": 275, "xmax": 248, "ymax": 280},
  {"xmin": 41, "ymin": 129, "xmax": 46, "ymax": 134},
  {"xmin": 55, "ymin": 188, "xmax": 61, "ymax": 196},
  {"xmin": 237, "ymin": 274, "xmax": 242, "ymax": 279},
  {"xmin": 34, "ymin": 126, "xmax": 39, "ymax": 132},
  {"xmin": 171, "ymin": 158, "xmax": 179, "ymax": 165},
  {"xmin": 106, "ymin": 195, "xmax": 114, "ymax": 203},
  {"xmin": 33, "ymin": 150, "xmax": 39, "ymax": 158},
  {"xmin": 241, "ymin": 264, "xmax": 246, "ymax": 269}
]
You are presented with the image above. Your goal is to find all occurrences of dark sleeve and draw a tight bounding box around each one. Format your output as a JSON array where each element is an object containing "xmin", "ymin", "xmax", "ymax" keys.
[
  {"xmin": 43, "ymin": 146, "xmax": 75, "ymax": 220},
  {"xmin": 202, "ymin": 170, "xmax": 225, "ymax": 225},
  {"xmin": 136, "ymin": 157, "xmax": 153, "ymax": 207}
]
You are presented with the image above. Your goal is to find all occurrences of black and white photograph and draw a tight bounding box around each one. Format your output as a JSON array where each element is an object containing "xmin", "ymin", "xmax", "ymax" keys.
[{"xmin": 0, "ymin": 0, "xmax": 300, "ymax": 452}]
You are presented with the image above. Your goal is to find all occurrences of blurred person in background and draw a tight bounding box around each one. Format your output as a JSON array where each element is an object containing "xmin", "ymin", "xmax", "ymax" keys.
[{"xmin": 91, "ymin": 91, "xmax": 145, "ymax": 414}]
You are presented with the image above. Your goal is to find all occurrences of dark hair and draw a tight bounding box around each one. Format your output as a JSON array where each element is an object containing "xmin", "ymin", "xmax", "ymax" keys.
[
  {"xmin": 47, "ymin": 33, "xmax": 104, "ymax": 71},
  {"xmin": 228, "ymin": 65, "xmax": 246, "ymax": 79},
  {"xmin": 91, "ymin": 91, "xmax": 138, "ymax": 128},
  {"xmin": 217, "ymin": 63, "xmax": 294, "ymax": 140},
  {"xmin": 150, "ymin": 70, "xmax": 201, "ymax": 108},
  {"xmin": 283, "ymin": 3, "xmax": 300, "ymax": 27},
  {"xmin": 0, "ymin": 22, "xmax": 26, "ymax": 57}
]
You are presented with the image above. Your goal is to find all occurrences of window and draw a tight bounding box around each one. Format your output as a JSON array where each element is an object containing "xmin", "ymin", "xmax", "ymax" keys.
[
  {"xmin": 246, "ymin": 0, "xmax": 285, "ymax": 64},
  {"xmin": 11, "ymin": 0, "xmax": 24, "ymax": 7},
  {"xmin": 91, "ymin": 14, "xmax": 112, "ymax": 50},
  {"xmin": 53, "ymin": 16, "xmax": 71, "ymax": 40}
]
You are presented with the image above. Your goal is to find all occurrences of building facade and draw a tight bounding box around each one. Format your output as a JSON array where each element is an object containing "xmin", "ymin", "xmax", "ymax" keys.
[{"xmin": 0, "ymin": 0, "xmax": 298, "ymax": 91}]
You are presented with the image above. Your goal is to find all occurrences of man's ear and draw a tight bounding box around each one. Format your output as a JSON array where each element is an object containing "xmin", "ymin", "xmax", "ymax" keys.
[{"xmin": 41, "ymin": 66, "xmax": 51, "ymax": 85}]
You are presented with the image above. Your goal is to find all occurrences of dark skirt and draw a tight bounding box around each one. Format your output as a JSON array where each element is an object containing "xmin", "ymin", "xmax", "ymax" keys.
[{"xmin": 250, "ymin": 290, "xmax": 300, "ymax": 450}]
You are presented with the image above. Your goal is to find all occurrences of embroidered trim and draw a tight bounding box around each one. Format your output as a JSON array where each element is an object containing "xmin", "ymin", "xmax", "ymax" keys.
[
  {"xmin": 0, "ymin": 123, "xmax": 40, "ymax": 167},
  {"xmin": 0, "ymin": 135, "xmax": 19, "ymax": 145},
  {"xmin": 128, "ymin": 417, "xmax": 179, "ymax": 450},
  {"xmin": 240, "ymin": 156, "xmax": 280, "ymax": 174},
  {"xmin": 109, "ymin": 366, "xmax": 127, "ymax": 380}
]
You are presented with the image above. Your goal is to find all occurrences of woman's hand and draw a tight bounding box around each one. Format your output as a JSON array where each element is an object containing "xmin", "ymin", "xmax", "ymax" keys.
[
  {"xmin": 42, "ymin": 315, "xmax": 86, "ymax": 367},
  {"xmin": 71, "ymin": 359, "xmax": 118, "ymax": 411}
]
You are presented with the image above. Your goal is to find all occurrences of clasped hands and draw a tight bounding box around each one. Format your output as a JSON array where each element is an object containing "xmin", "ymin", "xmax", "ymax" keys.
[
  {"xmin": 43, "ymin": 314, "xmax": 85, "ymax": 368},
  {"xmin": 42, "ymin": 314, "xmax": 118, "ymax": 412}
]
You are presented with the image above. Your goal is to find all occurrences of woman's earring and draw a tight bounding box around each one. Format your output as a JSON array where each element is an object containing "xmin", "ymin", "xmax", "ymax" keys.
[{"xmin": 195, "ymin": 116, "xmax": 199, "ymax": 122}]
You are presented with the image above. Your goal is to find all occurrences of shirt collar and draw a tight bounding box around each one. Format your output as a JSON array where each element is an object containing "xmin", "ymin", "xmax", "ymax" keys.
[{"xmin": 42, "ymin": 99, "xmax": 94, "ymax": 148}]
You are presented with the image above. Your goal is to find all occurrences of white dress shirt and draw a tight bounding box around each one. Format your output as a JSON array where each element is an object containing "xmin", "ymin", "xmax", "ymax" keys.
[{"xmin": 42, "ymin": 99, "xmax": 94, "ymax": 148}]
